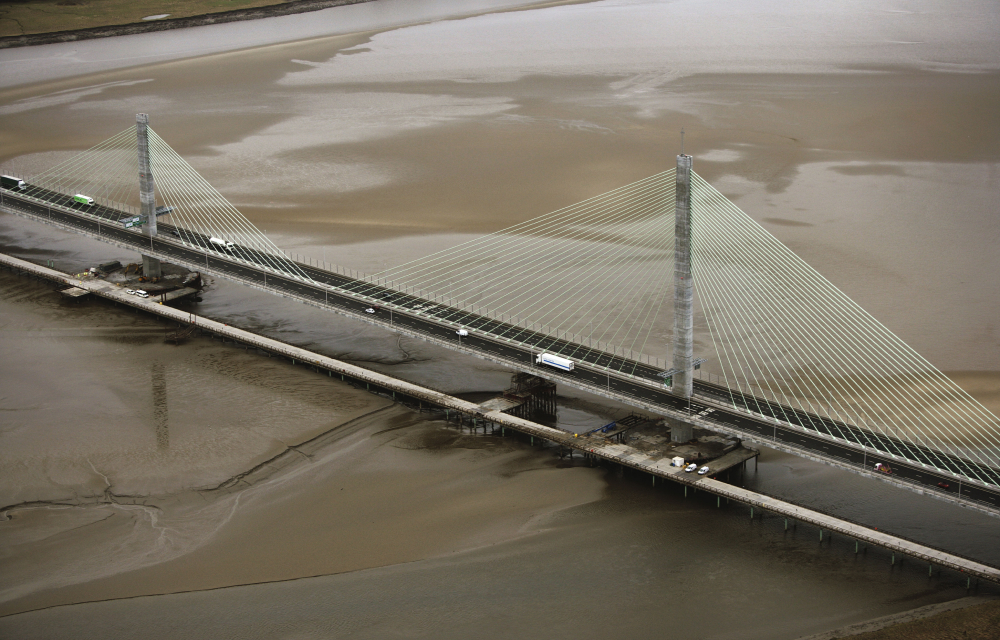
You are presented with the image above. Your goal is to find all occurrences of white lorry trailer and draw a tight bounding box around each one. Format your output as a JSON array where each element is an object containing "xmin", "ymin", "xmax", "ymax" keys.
[
  {"xmin": 209, "ymin": 237, "xmax": 235, "ymax": 250},
  {"xmin": 535, "ymin": 353, "xmax": 574, "ymax": 372},
  {"xmin": 73, "ymin": 194, "xmax": 94, "ymax": 205},
  {"xmin": 1, "ymin": 175, "xmax": 26, "ymax": 190}
]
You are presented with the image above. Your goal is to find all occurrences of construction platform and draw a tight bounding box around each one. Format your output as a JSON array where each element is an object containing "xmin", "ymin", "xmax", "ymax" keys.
[
  {"xmin": 59, "ymin": 286, "xmax": 90, "ymax": 299},
  {"xmin": 584, "ymin": 413, "xmax": 759, "ymax": 476},
  {"xmin": 156, "ymin": 286, "xmax": 198, "ymax": 302}
]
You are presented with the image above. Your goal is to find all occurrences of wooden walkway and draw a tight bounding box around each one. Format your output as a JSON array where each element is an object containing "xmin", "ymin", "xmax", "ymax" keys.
[{"xmin": 3, "ymin": 251, "xmax": 997, "ymax": 585}]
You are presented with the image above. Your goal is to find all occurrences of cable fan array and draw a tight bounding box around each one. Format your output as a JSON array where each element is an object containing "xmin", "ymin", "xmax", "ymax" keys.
[
  {"xmin": 19, "ymin": 126, "xmax": 143, "ymax": 215},
  {"xmin": 11, "ymin": 123, "xmax": 998, "ymax": 484},
  {"xmin": 14, "ymin": 125, "xmax": 310, "ymax": 281},
  {"xmin": 343, "ymin": 170, "xmax": 677, "ymax": 367},
  {"xmin": 145, "ymin": 130, "xmax": 310, "ymax": 280},
  {"xmin": 689, "ymin": 172, "xmax": 1000, "ymax": 484}
]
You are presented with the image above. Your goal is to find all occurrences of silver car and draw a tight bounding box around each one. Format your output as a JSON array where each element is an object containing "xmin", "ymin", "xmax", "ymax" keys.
[{"xmin": 698, "ymin": 466, "xmax": 710, "ymax": 475}]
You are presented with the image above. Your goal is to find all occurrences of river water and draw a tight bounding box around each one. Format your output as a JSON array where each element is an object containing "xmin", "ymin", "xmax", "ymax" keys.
[{"xmin": 1, "ymin": 0, "xmax": 999, "ymax": 637}]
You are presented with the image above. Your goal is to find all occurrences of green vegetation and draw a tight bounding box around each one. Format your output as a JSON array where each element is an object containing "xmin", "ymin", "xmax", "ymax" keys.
[
  {"xmin": 0, "ymin": 0, "xmax": 291, "ymax": 37},
  {"xmin": 850, "ymin": 599, "xmax": 1000, "ymax": 640}
]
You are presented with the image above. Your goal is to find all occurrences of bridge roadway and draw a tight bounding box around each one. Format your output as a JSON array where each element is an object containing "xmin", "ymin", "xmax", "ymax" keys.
[{"xmin": 2, "ymin": 186, "xmax": 999, "ymax": 517}]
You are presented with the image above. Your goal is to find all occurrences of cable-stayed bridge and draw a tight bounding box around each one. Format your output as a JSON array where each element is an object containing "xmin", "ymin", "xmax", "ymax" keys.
[{"xmin": 2, "ymin": 115, "xmax": 999, "ymax": 517}]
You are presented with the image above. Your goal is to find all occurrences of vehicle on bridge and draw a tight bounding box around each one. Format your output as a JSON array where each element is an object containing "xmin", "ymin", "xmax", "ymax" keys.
[
  {"xmin": 874, "ymin": 462, "xmax": 892, "ymax": 475},
  {"xmin": 1, "ymin": 175, "xmax": 25, "ymax": 190},
  {"xmin": 209, "ymin": 237, "xmax": 235, "ymax": 250},
  {"xmin": 536, "ymin": 353, "xmax": 574, "ymax": 372},
  {"xmin": 73, "ymin": 194, "xmax": 94, "ymax": 206}
]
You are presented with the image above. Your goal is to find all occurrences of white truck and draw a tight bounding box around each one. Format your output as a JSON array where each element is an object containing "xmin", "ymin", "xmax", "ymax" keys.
[
  {"xmin": 535, "ymin": 353, "xmax": 574, "ymax": 372},
  {"xmin": 73, "ymin": 194, "xmax": 94, "ymax": 205},
  {"xmin": 210, "ymin": 237, "xmax": 235, "ymax": 250},
  {"xmin": 1, "ymin": 175, "xmax": 25, "ymax": 190}
]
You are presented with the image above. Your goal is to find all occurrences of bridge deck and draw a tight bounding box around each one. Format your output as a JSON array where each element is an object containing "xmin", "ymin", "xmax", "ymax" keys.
[{"xmin": 3, "ymin": 250, "xmax": 996, "ymax": 585}]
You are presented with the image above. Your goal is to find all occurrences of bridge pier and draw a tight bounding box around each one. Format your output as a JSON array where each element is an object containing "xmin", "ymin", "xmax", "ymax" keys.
[
  {"xmin": 668, "ymin": 417, "xmax": 694, "ymax": 443},
  {"xmin": 142, "ymin": 254, "xmax": 162, "ymax": 279}
]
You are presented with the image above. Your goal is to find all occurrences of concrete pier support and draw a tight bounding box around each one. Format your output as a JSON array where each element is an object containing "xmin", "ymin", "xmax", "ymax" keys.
[
  {"xmin": 672, "ymin": 154, "xmax": 694, "ymax": 399},
  {"xmin": 142, "ymin": 254, "xmax": 161, "ymax": 278},
  {"xmin": 137, "ymin": 113, "xmax": 161, "ymax": 278},
  {"xmin": 670, "ymin": 419, "xmax": 693, "ymax": 443}
]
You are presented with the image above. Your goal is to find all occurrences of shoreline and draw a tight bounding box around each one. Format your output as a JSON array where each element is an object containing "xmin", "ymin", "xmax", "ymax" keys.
[
  {"xmin": 0, "ymin": 0, "xmax": 376, "ymax": 50},
  {"xmin": 795, "ymin": 596, "xmax": 999, "ymax": 639}
]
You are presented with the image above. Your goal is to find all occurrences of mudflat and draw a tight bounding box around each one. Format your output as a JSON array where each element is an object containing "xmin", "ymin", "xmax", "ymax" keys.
[{"xmin": 1, "ymin": 0, "xmax": 998, "ymax": 637}]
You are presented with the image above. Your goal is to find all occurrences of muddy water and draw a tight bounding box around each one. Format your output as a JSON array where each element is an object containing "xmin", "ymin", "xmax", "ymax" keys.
[{"xmin": 1, "ymin": 0, "xmax": 1000, "ymax": 637}]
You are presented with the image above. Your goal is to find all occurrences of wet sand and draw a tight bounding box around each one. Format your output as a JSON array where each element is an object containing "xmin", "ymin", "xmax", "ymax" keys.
[
  {"xmin": 2, "ymin": 221, "xmax": 999, "ymax": 636},
  {"xmin": 1, "ymin": 0, "xmax": 999, "ymax": 636}
]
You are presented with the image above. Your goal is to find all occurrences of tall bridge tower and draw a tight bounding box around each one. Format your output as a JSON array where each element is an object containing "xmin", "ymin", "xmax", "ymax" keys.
[
  {"xmin": 670, "ymin": 153, "xmax": 695, "ymax": 441},
  {"xmin": 137, "ymin": 113, "xmax": 161, "ymax": 278},
  {"xmin": 673, "ymin": 153, "xmax": 694, "ymax": 398}
]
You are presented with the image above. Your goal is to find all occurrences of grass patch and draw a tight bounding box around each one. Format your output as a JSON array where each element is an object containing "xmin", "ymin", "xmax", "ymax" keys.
[{"xmin": 0, "ymin": 0, "xmax": 292, "ymax": 37}]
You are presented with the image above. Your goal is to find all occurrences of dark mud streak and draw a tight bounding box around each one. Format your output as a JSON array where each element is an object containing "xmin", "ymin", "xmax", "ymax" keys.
[
  {"xmin": 0, "ymin": 492, "xmax": 161, "ymax": 517},
  {"xmin": 0, "ymin": 0, "xmax": 376, "ymax": 49},
  {"xmin": 201, "ymin": 403, "xmax": 397, "ymax": 493},
  {"xmin": 1, "ymin": 501, "xmax": 82, "ymax": 519},
  {"xmin": 0, "ymin": 406, "xmax": 397, "ymax": 517},
  {"xmin": 0, "ymin": 553, "xmax": 432, "ymax": 621}
]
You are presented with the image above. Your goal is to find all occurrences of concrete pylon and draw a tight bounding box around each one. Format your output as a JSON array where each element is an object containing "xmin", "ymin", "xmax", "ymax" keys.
[
  {"xmin": 672, "ymin": 154, "xmax": 694, "ymax": 400},
  {"xmin": 136, "ymin": 113, "xmax": 161, "ymax": 279},
  {"xmin": 670, "ymin": 153, "xmax": 695, "ymax": 443}
]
